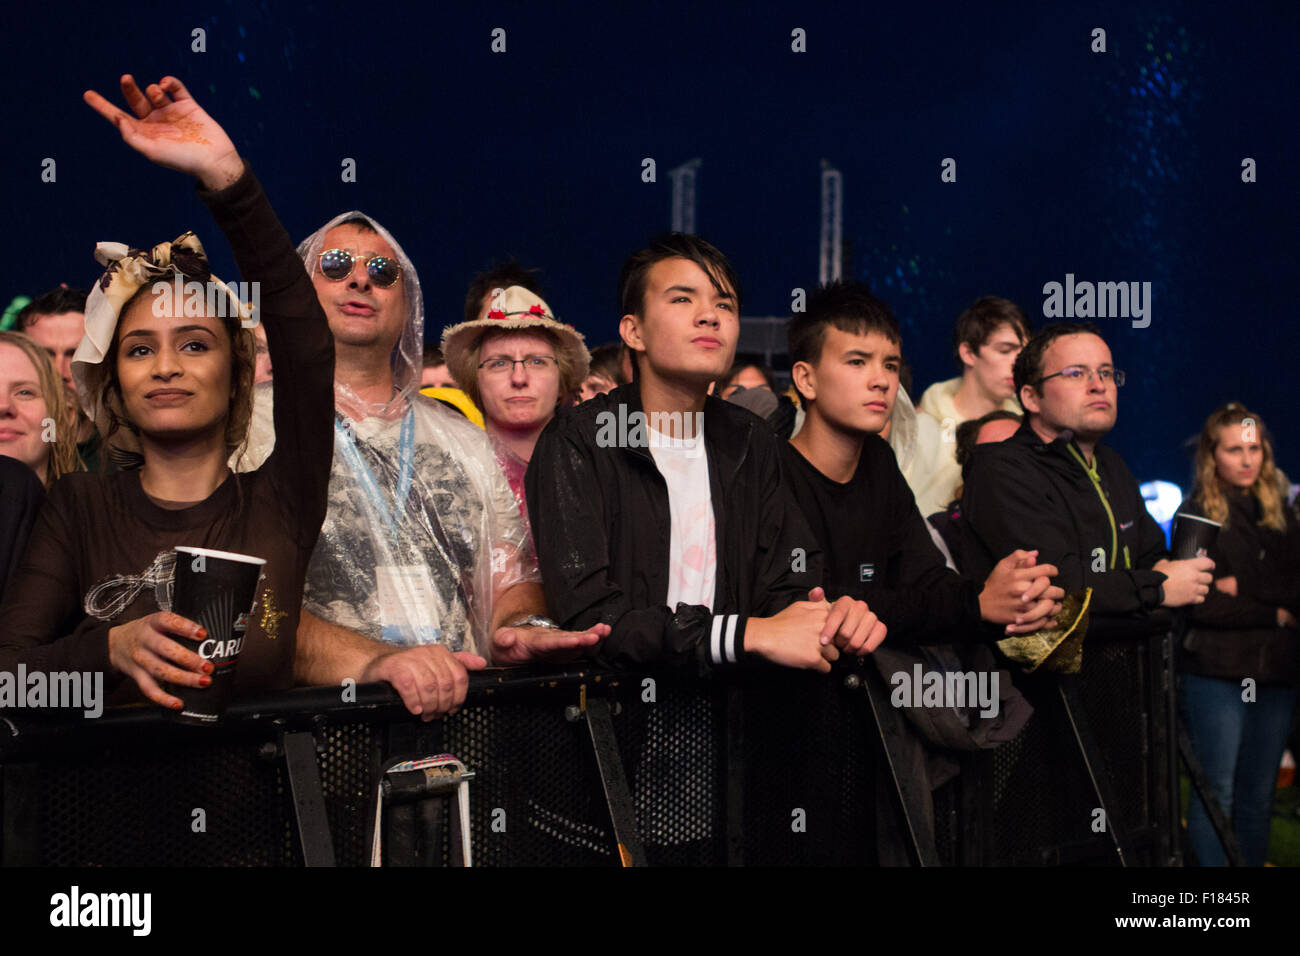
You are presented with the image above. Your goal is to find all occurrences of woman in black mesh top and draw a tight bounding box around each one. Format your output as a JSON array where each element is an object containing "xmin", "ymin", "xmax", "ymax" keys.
[{"xmin": 0, "ymin": 75, "xmax": 334, "ymax": 712}]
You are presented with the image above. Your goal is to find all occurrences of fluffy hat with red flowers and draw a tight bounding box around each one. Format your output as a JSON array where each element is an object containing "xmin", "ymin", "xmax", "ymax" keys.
[{"xmin": 440, "ymin": 285, "xmax": 590, "ymax": 402}]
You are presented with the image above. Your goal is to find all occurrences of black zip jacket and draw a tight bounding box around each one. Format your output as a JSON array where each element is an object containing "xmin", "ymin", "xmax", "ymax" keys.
[
  {"xmin": 962, "ymin": 421, "xmax": 1168, "ymax": 617},
  {"xmin": 525, "ymin": 381, "xmax": 822, "ymax": 672},
  {"xmin": 1182, "ymin": 490, "xmax": 1300, "ymax": 685}
]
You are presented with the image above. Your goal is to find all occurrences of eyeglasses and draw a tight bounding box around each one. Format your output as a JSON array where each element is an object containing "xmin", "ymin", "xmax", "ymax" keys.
[
  {"xmin": 317, "ymin": 249, "xmax": 402, "ymax": 287},
  {"xmin": 1036, "ymin": 365, "xmax": 1126, "ymax": 388},
  {"xmin": 478, "ymin": 355, "xmax": 559, "ymax": 374}
]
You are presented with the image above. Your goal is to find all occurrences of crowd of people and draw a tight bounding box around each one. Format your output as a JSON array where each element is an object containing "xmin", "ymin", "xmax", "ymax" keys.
[{"xmin": 1, "ymin": 75, "xmax": 1297, "ymax": 866}]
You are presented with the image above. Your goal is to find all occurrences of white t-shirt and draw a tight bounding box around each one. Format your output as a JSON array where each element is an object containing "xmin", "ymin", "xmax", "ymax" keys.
[{"xmin": 647, "ymin": 426, "xmax": 717, "ymax": 611}]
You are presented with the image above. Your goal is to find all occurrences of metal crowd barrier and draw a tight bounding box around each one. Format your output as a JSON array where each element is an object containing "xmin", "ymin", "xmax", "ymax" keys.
[
  {"xmin": 0, "ymin": 620, "xmax": 1181, "ymax": 866},
  {"xmin": 955, "ymin": 614, "xmax": 1182, "ymax": 865}
]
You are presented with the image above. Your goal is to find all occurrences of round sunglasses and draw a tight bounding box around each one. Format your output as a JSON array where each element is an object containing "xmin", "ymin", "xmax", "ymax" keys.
[{"xmin": 317, "ymin": 249, "xmax": 402, "ymax": 287}]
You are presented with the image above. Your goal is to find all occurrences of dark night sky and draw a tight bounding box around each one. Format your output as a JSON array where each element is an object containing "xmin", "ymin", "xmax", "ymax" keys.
[{"xmin": 4, "ymin": 0, "xmax": 1297, "ymax": 488}]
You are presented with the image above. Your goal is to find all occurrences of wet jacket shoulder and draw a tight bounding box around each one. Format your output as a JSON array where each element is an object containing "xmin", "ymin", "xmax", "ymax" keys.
[
  {"xmin": 962, "ymin": 421, "xmax": 1168, "ymax": 617},
  {"xmin": 525, "ymin": 382, "xmax": 821, "ymax": 673}
]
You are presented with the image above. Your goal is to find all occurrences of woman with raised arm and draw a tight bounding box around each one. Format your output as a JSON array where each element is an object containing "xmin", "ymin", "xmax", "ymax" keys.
[{"xmin": 0, "ymin": 75, "xmax": 334, "ymax": 712}]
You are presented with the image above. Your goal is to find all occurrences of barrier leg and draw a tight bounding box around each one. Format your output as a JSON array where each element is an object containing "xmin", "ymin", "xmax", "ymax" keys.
[
  {"xmin": 859, "ymin": 668, "xmax": 942, "ymax": 866},
  {"xmin": 583, "ymin": 695, "xmax": 646, "ymax": 867},
  {"xmin": 1058, "ymin": 677, "xmax": 1135, "ymax": 865},
  {"xmin": 280, "ymin": 726, "xmax": 336, "ymax": 867}
]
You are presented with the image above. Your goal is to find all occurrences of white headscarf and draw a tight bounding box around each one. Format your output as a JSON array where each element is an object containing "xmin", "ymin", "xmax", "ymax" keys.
[{"xmin": 296, "ymin": 211, "xmax": 424, "ymax": 421}]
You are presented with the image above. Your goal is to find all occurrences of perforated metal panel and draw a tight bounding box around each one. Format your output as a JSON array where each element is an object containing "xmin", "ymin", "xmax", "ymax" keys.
[
  {"xmin": 444, "ymin": 696, "xmax": 616, "ymax": 866},
  {"xmin": 612, "ymin": 676, "xmax": 724, "ymax": 866},
  {"xmin": 316, "ymin": 720, "xmax": 378, "ymax": 865},
  {"xmin": 1, "ymin": 641, "xmax": 1177, "ymax": 867},
  {"xmin": 32, "ymin": 733, "xmax": 298, "ymax": 866},
  {"xmin": 1077, "ymin": 641, "xmax": 1151, "ymax": 833},
  {"xmin": 980, "ymin": 635, "xmax": 1169, "ymax": 866},
  {"xmin": 741, "ymin": 669, "xmax": 875, "ymax": 865}
]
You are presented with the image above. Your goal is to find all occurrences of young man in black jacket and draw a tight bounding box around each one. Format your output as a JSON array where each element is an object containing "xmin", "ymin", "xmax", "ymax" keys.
[
  {"xmin": 780, "ymin": 281, "xmax": 1065, "ymax": 643},
  {"xmin": 526, "ymin": 235, "xmax": 884, "ymax": 673},
  {"xmin": 962, "ymin": 322, "xmax": 1214, "ymax": 616}
]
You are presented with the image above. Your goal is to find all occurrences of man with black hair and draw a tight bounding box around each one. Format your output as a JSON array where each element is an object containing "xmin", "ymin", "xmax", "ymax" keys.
[
  {"xmin": 419, "ymin": 343, "xmax": 454, "ymax": 389},
  {"xmin": 578, "ymin": 342, "xmax": 623, "ymax": 401},
  {"xmin": 527, "ymin": 234, "xmax": 883, "ymax": 672},
  {"xmin": 962, "ymin": 321, "xmax": 1214, "ymax": 616},
  {"xmin": 777, "ymin": 281, "xmax": 1061, "ymax": 865},
  {"xmin": 780, "ymin": 280, "xmax": 1064, "ymax": 645},
  {"xmin": 18, "ymin": 286, "xmax": 105, "ymax": 471},
  {"xmin": 463, "ymin": 260, "xmax": 544, "ymax": 325}
]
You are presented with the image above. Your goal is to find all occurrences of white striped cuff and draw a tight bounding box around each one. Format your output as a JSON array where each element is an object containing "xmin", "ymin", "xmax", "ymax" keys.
[{"xmin": 709, "ymin": 614, "xmax": 743, "ymax": 665}]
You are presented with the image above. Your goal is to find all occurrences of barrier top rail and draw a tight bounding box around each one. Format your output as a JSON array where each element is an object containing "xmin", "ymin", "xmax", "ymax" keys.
[
  {"xmin": 0, "ymin": 611, "xmax": 1173, "ymax": 759},
  {"xmin": 0, "ymin": 665, "xmax": 636, "ymax": 758}
]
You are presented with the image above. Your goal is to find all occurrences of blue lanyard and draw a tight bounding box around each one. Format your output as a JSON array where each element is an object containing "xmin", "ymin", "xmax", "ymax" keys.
[{"xmin": 334, "ymin": 407, "xmax": 416, "ymax": 533}]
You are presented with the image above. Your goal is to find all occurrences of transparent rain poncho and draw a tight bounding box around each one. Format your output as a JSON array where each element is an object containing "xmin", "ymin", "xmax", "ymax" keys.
[
  {"xmin": 235, "ymin": 211, "xmax": 537, "ymax": 655},
  {"xmin": 887, "ymin": 384, "xmax": 952, "ymax": 517},
  {"xmin": 886, "ymin": 384, "xmax": 922, "ymax": 472}
]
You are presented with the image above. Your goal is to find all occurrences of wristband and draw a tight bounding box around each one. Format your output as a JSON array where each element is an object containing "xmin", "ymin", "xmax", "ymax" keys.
[{"xmin": 508, "ymin": 614, "xmax": 559, "ymax": 629}]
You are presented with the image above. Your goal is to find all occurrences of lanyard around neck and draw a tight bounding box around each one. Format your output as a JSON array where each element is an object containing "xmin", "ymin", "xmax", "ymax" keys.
[
  {"xmin": 1065, "ymin": 443, "xmax": 1130, "ymax": 570},
  {"xmin": 334, "ymin": 407, "xmax": 416, "ymax": 533}
]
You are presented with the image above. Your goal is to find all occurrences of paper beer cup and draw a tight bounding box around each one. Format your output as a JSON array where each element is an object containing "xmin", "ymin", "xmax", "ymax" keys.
[
  {"xmin": 169, "ymin": 547, "xmax": 266, "ymax": 724},
  {"xmin": 1171, "ymin": 513, "xmax": 1221, "ymax": 560}
]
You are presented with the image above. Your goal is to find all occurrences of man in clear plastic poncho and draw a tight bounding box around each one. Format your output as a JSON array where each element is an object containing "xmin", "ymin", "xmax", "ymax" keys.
[{"xmin": 237, "ymin": 211, "xmax": 607, "ymax": 718}]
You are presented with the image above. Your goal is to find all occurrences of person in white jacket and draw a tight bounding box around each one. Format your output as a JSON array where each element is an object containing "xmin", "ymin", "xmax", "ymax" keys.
[{"xmin": 910, "ymin": 296, "xmax": 1028, "ymax": 516}]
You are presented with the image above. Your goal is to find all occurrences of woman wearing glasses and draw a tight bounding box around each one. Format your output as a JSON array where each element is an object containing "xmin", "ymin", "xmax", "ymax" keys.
[
  {"xmin": 440, "ymin": 286, "xmax": 590, "ymax": 516},
  {"xmin": 1179, "ymin": 403, "xmax": 1300, "ymax": 866},
  {"xmin": 0, "ymin": 74, "xmax": 334, "ymax": 712}
]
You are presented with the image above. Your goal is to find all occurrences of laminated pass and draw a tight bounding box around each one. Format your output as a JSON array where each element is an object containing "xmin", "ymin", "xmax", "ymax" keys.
[{"xmin": 375, "ymin": 565, "xmax": 442, "ymax": 644}]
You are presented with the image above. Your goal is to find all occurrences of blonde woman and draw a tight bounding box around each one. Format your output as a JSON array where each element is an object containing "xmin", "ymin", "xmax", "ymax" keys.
[
  {"xmin": 0, "ymin": 330, "xmax": 81, "ymax": 488},
  {"xmin": 1180, "ymin": 402, "xmax": 1300, "ymax": 866}
]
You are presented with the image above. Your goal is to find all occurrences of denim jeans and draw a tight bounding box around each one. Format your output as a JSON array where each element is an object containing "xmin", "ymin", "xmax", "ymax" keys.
[{"xmin": 1180, "ymin": 672, "xmax": 1298, "ymax": 866}]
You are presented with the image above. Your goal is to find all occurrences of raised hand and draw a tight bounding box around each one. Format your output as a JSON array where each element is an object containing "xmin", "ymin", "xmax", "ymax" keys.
[{"xmin": 84, "ymin": 74, "xmax": 243, "ymax": 190}]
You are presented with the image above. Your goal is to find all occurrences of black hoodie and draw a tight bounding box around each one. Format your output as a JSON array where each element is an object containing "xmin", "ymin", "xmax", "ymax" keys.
[
  {"xmin": 525, "ymin": 381, "xmax": 821, "ymax": 673},
  {"xmin": 962, "ymin": 420, "xmax": 1169, "ymax": 617}
]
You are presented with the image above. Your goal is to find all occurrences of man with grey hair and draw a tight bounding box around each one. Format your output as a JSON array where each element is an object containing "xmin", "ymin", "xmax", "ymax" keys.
[{"xmin": 239, "ymin": 212, "xmax": 606, "ymax": 719}]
